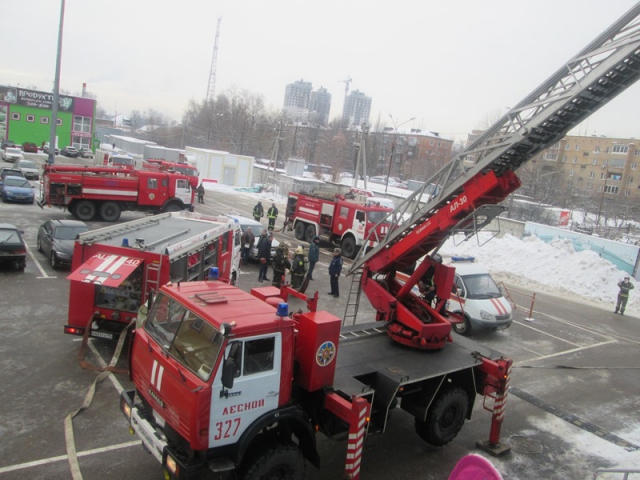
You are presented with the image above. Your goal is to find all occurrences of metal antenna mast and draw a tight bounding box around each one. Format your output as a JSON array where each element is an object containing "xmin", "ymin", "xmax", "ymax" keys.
[{"xmin": 206, "ymin": 17, "xmax": 222, "ymax": 102}]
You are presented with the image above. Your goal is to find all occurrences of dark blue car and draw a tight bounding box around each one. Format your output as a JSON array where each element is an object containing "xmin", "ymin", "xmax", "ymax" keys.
[{"xmin": 0, "ymin": 175, "xmax": 35, "ymax": 204}]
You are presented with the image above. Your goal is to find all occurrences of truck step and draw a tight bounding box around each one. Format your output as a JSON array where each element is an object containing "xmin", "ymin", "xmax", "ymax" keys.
[{"xmin": 208, "ymin": 456, "xmax": 236, "ymax": 473}]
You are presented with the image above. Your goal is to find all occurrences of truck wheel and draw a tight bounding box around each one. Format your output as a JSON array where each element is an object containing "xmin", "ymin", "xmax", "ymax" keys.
[
  {"xmin": 415, "ymin": 387, "xmax": 468, "ymax": 446},
  {"xmin": 294, "ymin": 222, "xmax": 305, "ymax": 240},
  {"xmin": 164, "ymin": 203, "xmax": 182, "ymax": 212},
  {"xmin": 99, "ymin": 201, "xmax": 121, "ymax": 222},
  {"xmin": 240, "ymin": 442, "xmax": 305, "ymax": 480},
  {"xmin": 340, "ymin": 236, "xmax": 357, "ymax": 259},
  {"xmin": 452, "ymin": 315, "xmax": 472, "ymax": 336},
  {"xmin": 304, "ymin": 225, "xmax": 316, "ymax": 243},
  {"xmin": 74, "ymin": 200, "xmax": 96, "ymax": 221}
]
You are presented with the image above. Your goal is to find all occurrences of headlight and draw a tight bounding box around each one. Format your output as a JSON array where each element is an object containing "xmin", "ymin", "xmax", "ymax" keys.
[
  {"xmin": 120, "ymin": 398, "xmax": 132, "ymax": 421},
  {"xmin": 56, "ymin": 251, "xmax": 71, "ymax": 259},
  {"xmin": 480, "ymin": 310, "xmax": 494, "ymax": 321},
  {"xmin": 164, "ymin": 454, "xmax": 179, "ymax": 477}
]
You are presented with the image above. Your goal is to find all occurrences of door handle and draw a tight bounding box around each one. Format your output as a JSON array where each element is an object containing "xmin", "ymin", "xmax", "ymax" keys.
[{"xmin": 267, "ymin": 391, "xmax": 279, "ymax": 398}]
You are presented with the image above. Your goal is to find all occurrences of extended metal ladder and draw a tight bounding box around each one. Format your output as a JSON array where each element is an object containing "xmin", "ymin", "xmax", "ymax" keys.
[
  {"xmin": 349, "ymin": 3, "xmax": 640, "ymax": 277},
  {"xmin": 342, "ymin": 267, "xmax": 364, "ymax": 326}
]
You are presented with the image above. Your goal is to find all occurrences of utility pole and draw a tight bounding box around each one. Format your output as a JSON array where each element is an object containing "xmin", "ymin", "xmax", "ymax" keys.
[
  {"xmin": 270, "ymin": 122, "xmax": 285, "ymax": 173},
  {"xmin": 352, "ymin": 130, "xmax": 361, "ymax": 187},
  {"xmin": 48, "ymin": 0, "xmax": 65, "ymax": 165}
]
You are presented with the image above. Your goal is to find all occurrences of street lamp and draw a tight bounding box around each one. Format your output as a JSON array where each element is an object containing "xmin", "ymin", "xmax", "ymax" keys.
[
  {"xmin": 48, "ymin": 0, "xmax": 66, "ymax": 165},
  {"xmin": 385, "ymin": 115, "xmax": 415, "ymax": 193}
]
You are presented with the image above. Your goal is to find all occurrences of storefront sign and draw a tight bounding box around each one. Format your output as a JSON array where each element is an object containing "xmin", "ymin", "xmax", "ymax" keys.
[{"xmin": 0, "ymin": 85, "xmax": 74, "ymax": 111}]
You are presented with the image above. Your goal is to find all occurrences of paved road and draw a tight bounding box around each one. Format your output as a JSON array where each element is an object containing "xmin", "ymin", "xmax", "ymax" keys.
[{"xmin": 0, "ymin": 164, "xmax": 638, "ymax": 479}]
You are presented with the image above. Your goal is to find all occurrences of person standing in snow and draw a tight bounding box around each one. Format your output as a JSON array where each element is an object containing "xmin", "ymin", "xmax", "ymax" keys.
[{"xmin": 615, "ymin": 276, "xmax": 634, "ymax": 315}]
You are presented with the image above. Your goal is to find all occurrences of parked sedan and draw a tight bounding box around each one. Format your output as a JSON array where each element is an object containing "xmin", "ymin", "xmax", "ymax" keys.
[
  {"xmin": 16, "ymin": 159, "xmax": 40, "ymax": 180},
  {"xmin": 1, "ymin": 139, "xmax": 16, "ymax": 150},
  {"xmin": 0, "ymin": 224, "xmax": 27, "ymax": 271},
  {"xmin": 61, "ymin": 146, "xmax": 79, "ymax": 158},
  {"xmin": 0, "ymin": 167, "xmax": 25, "ymax": 181},
  {"xmin": 224, "ymin": 214, "xmax": 280, "ymax": 260},
  {"xmin": 2, "ymin": 147, "xmax": 24, "ymax": 162},
  {"xmin": 79, "ymin": 148, "xmax": 94, "ymax": 159},
  {"xmin": 0, "ymin": 176, "xmax": 35, "ymax": 204},
  {"xmin": 21, "ymin": 142, "xmax": 39, "ymax": 153},
  {"xmin": 37, "ymin": 219, "xmax": 89, "ymax": 269}
]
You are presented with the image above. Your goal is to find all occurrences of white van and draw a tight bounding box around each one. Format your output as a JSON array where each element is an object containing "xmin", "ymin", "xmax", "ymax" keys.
[{"xmin": 447, "ymin": 257, "xmax": 513, "ymax": 335}]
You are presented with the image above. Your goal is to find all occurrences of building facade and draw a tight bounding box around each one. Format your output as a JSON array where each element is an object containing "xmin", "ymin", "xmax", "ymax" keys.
[
  {"xmin": 533, "ymin": 135, "xmax": 639, "ymax": 202},
  {"xmin": 309, "ymin": 87, "xmax": 331, "ymax": 126},
  {"xmin": 0, "ymin": 85, "xmax": 96, "ymax": 149},
  {"xmin": 341, "ymin": 90, "xmax": 371, "ymax": 128},
  {"xmin": 283, "ymin": 80, "xmax": 312, "ymax": 121}
]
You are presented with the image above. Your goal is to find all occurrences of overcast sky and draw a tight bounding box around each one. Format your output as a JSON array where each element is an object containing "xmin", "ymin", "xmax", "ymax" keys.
[{"xmin": 2, "ymin": 0, "xmax": 639, "ymax": 141}]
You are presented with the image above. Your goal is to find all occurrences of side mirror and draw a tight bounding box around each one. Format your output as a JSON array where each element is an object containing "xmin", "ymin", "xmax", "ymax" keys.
[{"xmin": 221, "ymin": 357, "xmax": 236, "ymax": 390}]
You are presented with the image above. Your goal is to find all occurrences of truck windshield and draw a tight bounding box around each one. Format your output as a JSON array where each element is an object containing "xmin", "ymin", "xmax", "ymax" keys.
[
  {"xmin": 462, "ymin": 273, "xmax": 502, "ymax": 299},
  {"xmin": 174, "ymin": 166, "xmax": 197, "ymax": 176},
  {"xmin": 113, "ymin": 157, "xmax": 134, "ymax": 166},
  {"xmin": 144, "ymin": 292, "xmax": 224, "ymax": 381},
  {"xmin": 367, "ymin": 211, "xmax": 388, "ymax": 224}
]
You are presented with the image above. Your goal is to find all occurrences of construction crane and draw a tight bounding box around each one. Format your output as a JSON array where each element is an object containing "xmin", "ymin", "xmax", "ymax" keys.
[{"xmin": 206, "ymin": 17, "xmax": 222, "ymax": 102}]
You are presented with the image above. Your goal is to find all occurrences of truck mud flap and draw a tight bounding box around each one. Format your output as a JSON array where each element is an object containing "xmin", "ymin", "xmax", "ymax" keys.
[{"xmin": 77, "ymin": 316, "xmax": 134, "ymax": 374}]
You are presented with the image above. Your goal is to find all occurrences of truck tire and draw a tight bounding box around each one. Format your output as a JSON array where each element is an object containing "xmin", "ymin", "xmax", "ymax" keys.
[
  {"xmin": 414, "ymin": 387, "xmax": 468, "ymax": 446},
  {"xmin": 294, "ymin": 222, "xmax": 306, "ymax": 241},
  {"xmin": 164, "ymin": 202, "xmax": 183, "ymax": 213},
  {"xmin": 452, "ymin": 314, "xmax": 472, "ymax": 336},
  {"xmin": 99, "ymin": 201, "xmax": 121, "ymax": 222},
  {"xmin": 304, "ymin": 225, "xmax": 316, "ymax": 243},
  {"xmin": 239, "ymin": 442, "xmax": 304, "ymax": 480},
  {"xmin": 74, "ymin": 200, "xmax": 96, "ymax": 221},
  {"xmin": 340, "ymin": 236, "xmax": 357, "ymax": 259}
]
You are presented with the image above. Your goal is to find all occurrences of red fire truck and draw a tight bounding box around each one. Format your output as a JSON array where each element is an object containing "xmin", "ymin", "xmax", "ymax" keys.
[
  {"xmin": 285, "ymin": 189, "xmax": 393, "ymax": 259},
  {"xmin": 119, "ymin": 7, "xmax": 640, "ymax": 479},
  {"xmin": 40, "ymin": 164, "xmax": 194, "ymax": 222},
  {"xmin": 65, "ymin": 212, "xmax": 241, "ymax": 341},
  {"xmin": 143, "ymin": 158, "xmax": 199, "ymax": 183}
]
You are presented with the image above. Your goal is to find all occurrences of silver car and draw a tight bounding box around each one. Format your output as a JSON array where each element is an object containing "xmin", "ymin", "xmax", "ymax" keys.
[
  {"xmin": 225, "ymin": 214, "xmax": 279, "ymax": 260},
  {"xmin": 16, "ymin": 159, "xmax": 40, "ymax": 180}
]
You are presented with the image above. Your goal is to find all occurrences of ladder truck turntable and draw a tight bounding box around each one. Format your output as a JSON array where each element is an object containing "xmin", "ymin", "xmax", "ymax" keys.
[
  {"xmin": 65, "ymin": 212, "xmax": 241, "ymax": 341},
  {"xmin": 119, "ymin": 6, "xmax": 640, "ymax": 480},
  {"xmin": 40, "ymin": 164, "xmax": 194, "ymax": 222}
]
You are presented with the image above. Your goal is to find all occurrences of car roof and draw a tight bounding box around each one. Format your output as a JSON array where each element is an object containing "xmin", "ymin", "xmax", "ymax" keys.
[
  {"xmin": 448, "ymin": 261, "xmax": 491, "ymax": 276},
  {"xmin": 49, "ymin": 219, "xmax": 88, "ymax": 228},
  {"xmin": 225, "ymin": 214, "xmax": 262, "ymax": 227},
  {"xmin": 0, "ymin": 223, "xmax": 20, "ymax": 230}
]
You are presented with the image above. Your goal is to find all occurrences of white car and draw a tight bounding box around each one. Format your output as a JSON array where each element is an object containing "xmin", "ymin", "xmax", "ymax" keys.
[
  {"xmin": 225, "ymin": 214, "xmax": 280, "ymax": 260},
  {"xmin": 2, "ymin": 147, "xmax": 24, "ymax": 163},
  {"xmin": 15, "ymin": 159, "xmax": 40, "ymax": 180}
]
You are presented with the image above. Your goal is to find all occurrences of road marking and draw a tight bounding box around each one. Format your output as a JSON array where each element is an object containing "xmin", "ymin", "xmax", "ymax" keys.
[
  {"xmin": 0, "ymin": 440, "xmax": 141, "ymax": 474},
  {"xmin": 513, "ymin": 339, "xmax": 616, "ymax": 366},
  {"xmin": 509, "ymin": 386, "xmax": 639, "ymax": 451},
  {"xmin": 24, "ymin": 243, "xmax": 55, "ymax": 279}
]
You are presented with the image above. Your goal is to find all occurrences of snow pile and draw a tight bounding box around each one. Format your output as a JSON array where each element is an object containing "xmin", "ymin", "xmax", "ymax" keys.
[{"xmin": 440, "ymin": 233, "xmax": 638, "ymax": 314}]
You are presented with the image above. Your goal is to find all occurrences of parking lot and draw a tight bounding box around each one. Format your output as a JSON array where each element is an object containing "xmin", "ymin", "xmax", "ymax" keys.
[{"xmin": 0, "ymin": 156, "xmax": 639, "ymax": 479}]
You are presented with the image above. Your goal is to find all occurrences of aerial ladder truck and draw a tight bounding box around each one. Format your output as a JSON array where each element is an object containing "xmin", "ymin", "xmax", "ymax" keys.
[
  {"xmin": 120, "ymin": 6, "xmax": 640, "ymax": 480},
  {"xmin": 346, "ymin": 2, "xmax": 640, "ymax": 351}
]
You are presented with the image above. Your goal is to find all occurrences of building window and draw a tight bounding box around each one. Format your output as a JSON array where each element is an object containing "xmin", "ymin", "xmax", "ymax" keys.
[
  {"xmin": 604, "ymin": 185, "xmax": 619, "ymax": 194},
  {"xmin": 589, "ymin": 172, "xmax": 595, "ymax": 179},
  {"xmin": 11, "ymin": 112, "xmax": 20, "ymax": 121},
  {"xmin": 592, "ymin": 158, "xmax": 597, "ymax": 165},
  {"xmin": 595, "ymin": 146, "xmax": 600, "ymax": 153},
  {"xmin": 612, "ymin": 145, "xmax": 628, "ymax": 154},
  {"xmin": 40, "ymin": 116, "xmax": 49, "ymax": 124},
  {"xmin": 565, "ymin": 144, "xmax": 570, "ymax": 150},
  {"xmin": 635, "ymin": 149, "xmax": 639, "ymax": 156},
  {"xmin": 628, "ymin": 177, "xmax": 633, "ymax": 183},
  {"xmin": 575, "ymin": 145, "xmax": 580, "ymax": 151},
  {"xmin": 551, "ymin": 142, "xmax": 560, "ymax": 149},
  {"xmin": 587, "ymin": 184, "xmax": 593, "ymax": 190},
  {"xmin": 625, "ymin": 189, "xmax": 630, "ymax": 196},
  {"xmin": 601, "ymin": 172, "xmax": 605, "ymax": 180},
  {"xmin": 632, "ymin": 162, "xmax": 637, "ymax": 170},
  {"xmin": 544, "ymin": 152, "xmax": 557, "ymax": 161},
  {"xmin": 572, "ymin": 157, "xmax": 577, "ymax": 164},
  {"xmin": 562, "ymin": 156, "xmax": 567, "ymax": 163},
  {"xmin": 72, "ymin": 136, "xmax": 90, "ymax": 149},
  {"xmin": 606, "ymin": 147, "xmax": 611, "ymax": 153},
  {"xmin": 26, "ymin": 114, "xmax": 35, "ymax": 123},
  {"xmin": 583, "ymin": 152, "xmax": 589, "ymax": 157},
  {"xmin": 569, "ymin": 170, "xmax": 574, "ymax": 176},
  {"xmin": 57, "ymin": 119, "xmax": 62, "ymax": 126},
  {"xmin": 73, "ymin": 116, "xmax": 91, "ymax": 133}
]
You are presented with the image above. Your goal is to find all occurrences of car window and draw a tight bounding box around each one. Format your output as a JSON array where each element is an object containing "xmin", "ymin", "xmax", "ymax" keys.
[
  {"xmin": 18, "ymin": 161, "xmax": 36, "ymax": 168},
  {"xmin": 54, "ymin": 225, "xmax": 89, "ymax": 240},
  {"xmin": 7, "ymin": 148, "xmax": 21, "ymax": 154},
  {"xmin": 5, "ymin": 178, "xmax": 30, "ymax": 188},
  {"xmin": 0, "ymin": 228, "xmax": 22, "ymax": 243}
]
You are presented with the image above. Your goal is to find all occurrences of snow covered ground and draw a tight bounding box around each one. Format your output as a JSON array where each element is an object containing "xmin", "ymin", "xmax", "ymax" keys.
[{"xmin": 206, "ymin": 181, "xmax": 638, "ymax": 316}]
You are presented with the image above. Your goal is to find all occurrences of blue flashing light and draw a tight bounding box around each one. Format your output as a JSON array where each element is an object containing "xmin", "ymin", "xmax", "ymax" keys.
[
  {"xmin": 451, "ymin": 256, "xmax": 475, "ymax": 262},
  {"xmin": 208, "ymin": 267, "xmax": 219, "ymax": 280},
  {"xmin": 276, "ymin": 303, "xmax": 289, "ymax": 318},
  {"xmin": 122, "ymin": 238, "xmax": 129, "ymax": 247}
]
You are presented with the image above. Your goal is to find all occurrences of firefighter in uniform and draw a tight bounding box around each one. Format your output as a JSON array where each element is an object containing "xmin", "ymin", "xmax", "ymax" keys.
[
  {"xmin": 253, "ymin": 202, "xmax": 264, "ymax": 222},
  {"xmin": 290, "ymin": 246, "xmax": 308, "ymax": 290},
  {"xmin": 271, "ymin": 242, "xmax": 291, "ymax": 288},
  {"xmin": 267, "ymin": 202, "xmax": 278, "ymax": 231}
]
